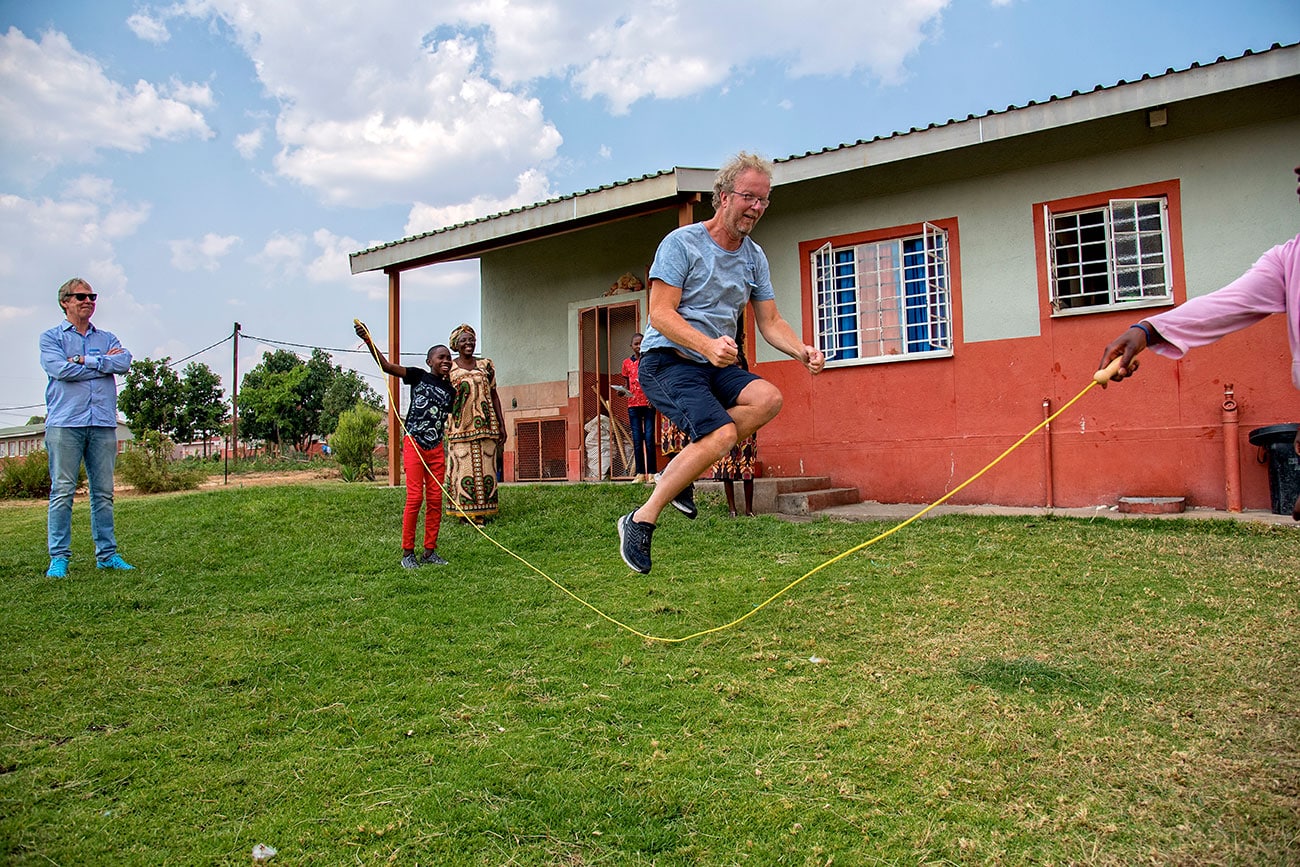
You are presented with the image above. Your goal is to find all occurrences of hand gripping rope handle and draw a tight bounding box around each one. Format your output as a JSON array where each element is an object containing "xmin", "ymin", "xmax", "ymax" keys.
[{"xmin": 359, "ymin": 315, "xmax": 1125, "ymax": 645}]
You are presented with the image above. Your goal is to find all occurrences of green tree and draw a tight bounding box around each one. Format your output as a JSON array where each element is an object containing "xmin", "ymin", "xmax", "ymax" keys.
[
  {"xmin": 238, "ymin": 352, "xmax": 309, "ymax": 451},
  {"xmin": 119, "ymin": 358, "xmax": 184, "ymax": 438},
  {"xmin": 321, "ymin": 369, "xmax": 382, "ymax": 436},
  {"xmin": 178, "ymin": 362, "xmax": 226, "ymax": 453},
  {"xmin": 239, "ymin": 349, "xmax": 376, "ymax": 451}
]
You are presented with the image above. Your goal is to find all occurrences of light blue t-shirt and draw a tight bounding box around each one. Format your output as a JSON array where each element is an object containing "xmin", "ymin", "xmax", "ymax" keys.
[{"xmin": 644, "ymin": 223, "xmax": 775, "ymax": 364}]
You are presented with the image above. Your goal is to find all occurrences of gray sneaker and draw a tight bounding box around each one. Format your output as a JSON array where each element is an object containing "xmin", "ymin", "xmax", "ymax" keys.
[
  {"xmin": 400, "ymin": 553, "xmax": 422, "ymax": 570},
  {"xmin": 617, "ymin": 511, "xmax": 655, "ymax": 574},
  {"xmin": 671, "ymin": 483, "xmax": 698, "ymax": 519},
  {"xmin": 421, "ymin": 551, "xmax": 449, "ymax": 566}
]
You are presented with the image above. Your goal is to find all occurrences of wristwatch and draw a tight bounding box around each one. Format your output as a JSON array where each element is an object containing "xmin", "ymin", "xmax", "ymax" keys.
[{"xmin": 73, "ymin": 355, "xmax": 82, "ymax": 364}]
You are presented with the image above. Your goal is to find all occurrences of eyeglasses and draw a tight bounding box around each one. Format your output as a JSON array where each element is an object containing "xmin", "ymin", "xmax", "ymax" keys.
[
  {"xmin": 69, "ymin": 293, "xmax": 98, "ymax": 301},
  {"xmin": 729, "ymin": 190, "xmax": 770, "ymax": 208}
]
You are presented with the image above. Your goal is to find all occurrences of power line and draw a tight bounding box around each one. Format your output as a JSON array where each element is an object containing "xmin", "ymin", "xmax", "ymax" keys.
[
  {"xmin": 167, "ymin": 334, "xmax": 233, "ymax": 367},
  {"xmin": 242, "ymin": 332, "xmax": 428, "ymax": 358},
  {"xmin": 5, "ymin": 327, "xmax": 412, "ymax": 414}
]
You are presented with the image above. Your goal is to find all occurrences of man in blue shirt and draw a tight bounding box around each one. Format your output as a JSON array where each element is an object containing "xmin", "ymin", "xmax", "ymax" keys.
[
  {"xmin": 39, "ymin": 278, "xmax": 135, "ymax": 578},
  {"xmin": 617, "ymin": 153, "xmax": 825, "ymax": 574}
]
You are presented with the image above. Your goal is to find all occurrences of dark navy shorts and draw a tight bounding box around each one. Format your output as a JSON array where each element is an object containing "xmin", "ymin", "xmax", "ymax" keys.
[{"xmin": 638, "ymin": 349, "xmax": 762, "ymax": 442}]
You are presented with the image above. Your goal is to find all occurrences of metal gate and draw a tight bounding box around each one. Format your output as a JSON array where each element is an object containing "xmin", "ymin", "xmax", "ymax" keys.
[
  {"xmin": 514, "ymin": 418, "xmax": 567, "ymax": 481},
  {"xmin": 578, "ymin": 301, "xmax": 640, "ymax": 480}
]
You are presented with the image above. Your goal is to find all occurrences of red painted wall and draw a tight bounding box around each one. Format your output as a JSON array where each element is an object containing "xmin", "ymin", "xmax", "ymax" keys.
[{"xmin": 754, "ymin": 312, "xmax": 1294, "ymax": 510}]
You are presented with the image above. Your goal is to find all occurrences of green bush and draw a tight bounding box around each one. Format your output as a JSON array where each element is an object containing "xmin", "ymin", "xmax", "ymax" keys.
[
  {"xmin": 117, "ymin": 430, "xmax": 205, "ymax": 494},
  {"xmin": 331, "ymin": 403, "xmax": 382, "ymax": 482},
  {"xmin": 0, "ymin": 450, "xmax": 90, "ymax": 499},
  {"xmin": 0, "ymin": 450, "xmax": 54, "ymax": 499}
]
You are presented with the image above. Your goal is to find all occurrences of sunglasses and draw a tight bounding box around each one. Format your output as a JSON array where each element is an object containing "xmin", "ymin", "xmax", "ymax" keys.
[{"xmin": 68, "ymin": 293, "xmax": 98, "ymax": 301}]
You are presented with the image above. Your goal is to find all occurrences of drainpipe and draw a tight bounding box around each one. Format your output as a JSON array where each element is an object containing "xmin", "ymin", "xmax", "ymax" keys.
[
  {"xmin": 1222, "ymin": 384, "xmax": 1242, "ymax": 513},
  {"xmin": 1042, "ymin": 398, "xmax": 1054, "ymax": 508}
]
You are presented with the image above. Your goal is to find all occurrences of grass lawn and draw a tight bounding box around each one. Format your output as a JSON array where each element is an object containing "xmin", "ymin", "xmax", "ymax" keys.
[{"xmin": 1, "ymin": 481, "xmax": 1297, "ymax": 865}]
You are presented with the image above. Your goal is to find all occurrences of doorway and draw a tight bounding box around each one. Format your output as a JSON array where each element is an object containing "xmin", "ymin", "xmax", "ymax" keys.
[{"xmin": 578, "ymin": 300, "xmax": 641, "ymax": 480}]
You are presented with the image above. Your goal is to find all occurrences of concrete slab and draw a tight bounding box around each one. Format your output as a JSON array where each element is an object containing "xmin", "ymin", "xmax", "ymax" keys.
[{"xmin": 802, "ymin": 500, "xmax": 1299, "ymax": 527}]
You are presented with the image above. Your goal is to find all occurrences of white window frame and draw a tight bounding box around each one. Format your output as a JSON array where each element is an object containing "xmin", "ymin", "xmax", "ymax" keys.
[
  {"xmin": 811, "ymin": 222, "xmax": 952, "ymax": 367},
  {"xmin": 1047, "ymin": 197, "xmax": 1173, "ymax": 315}
]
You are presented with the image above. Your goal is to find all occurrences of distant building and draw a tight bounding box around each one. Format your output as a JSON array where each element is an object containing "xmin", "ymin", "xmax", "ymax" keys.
[{"xmin": 0, "ymin": 422, "xmax": 134, "ymax": 459}]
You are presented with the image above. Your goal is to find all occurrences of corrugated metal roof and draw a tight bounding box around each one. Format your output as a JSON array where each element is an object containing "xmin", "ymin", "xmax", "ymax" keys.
[
  {"xmin": 0, "ymin": 424, "xmax": 47, "ymax": 439},
  {"xmin": 350, "ymin": 42, "xmax": 1299, "ymax": 274}
]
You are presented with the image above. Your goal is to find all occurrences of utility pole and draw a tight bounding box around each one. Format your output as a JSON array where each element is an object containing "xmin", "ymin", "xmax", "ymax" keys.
[{"xmin": 231, "ymin": 322, "xmax": 241, "ymax": 462}]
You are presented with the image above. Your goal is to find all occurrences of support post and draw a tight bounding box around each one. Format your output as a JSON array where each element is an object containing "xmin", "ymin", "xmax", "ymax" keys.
[{"xmin": 387, "ymin": 271, "xmax": 402, "ymax": 487}]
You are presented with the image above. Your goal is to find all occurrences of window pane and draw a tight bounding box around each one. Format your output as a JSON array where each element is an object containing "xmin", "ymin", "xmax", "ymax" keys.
[
  {"xmin": 813, "ymin": 227, "xmax": 950, "ymax": 362},
  {"xmin": 1052, "ymin": 197, "xmax": 1171, "ymax": 311}
]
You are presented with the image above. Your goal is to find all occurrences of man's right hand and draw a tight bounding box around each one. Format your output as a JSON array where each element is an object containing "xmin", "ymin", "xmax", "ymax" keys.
[{"xmin": 702, "ymin": 335, "xmax": 739, "ymax": 367}]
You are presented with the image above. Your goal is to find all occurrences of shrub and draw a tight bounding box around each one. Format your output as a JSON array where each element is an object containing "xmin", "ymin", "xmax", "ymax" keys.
[
  {"xmin": 117, "ymin": 430, "xmax": 205, "ymax": 494},
  {"xmin": 331, "ymin": 403, "xmax": 382, "ymax": 482},
  {"xmin": 0, "ymin": 450, "xmax": 54, "ymax": 499}
]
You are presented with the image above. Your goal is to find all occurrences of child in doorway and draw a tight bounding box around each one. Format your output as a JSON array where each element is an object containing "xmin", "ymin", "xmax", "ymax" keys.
[{"xmin": 355, "ymin": 323, "xmax": 455, "ymax": 569}]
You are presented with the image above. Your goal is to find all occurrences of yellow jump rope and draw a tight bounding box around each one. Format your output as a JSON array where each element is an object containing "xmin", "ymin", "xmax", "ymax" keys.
[{"xmin": 357, "ymin": 319, "xmax": 1123, "ymax": 644}]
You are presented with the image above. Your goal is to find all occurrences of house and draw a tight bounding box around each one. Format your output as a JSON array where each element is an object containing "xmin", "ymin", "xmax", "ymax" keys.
[
  {"xmin": 351, "ymin": 44, "xmax": 1300, "ymax": 512},
  {"xmin": 0, "ymin": 422, "xmax": 135, "ymax": 459}
]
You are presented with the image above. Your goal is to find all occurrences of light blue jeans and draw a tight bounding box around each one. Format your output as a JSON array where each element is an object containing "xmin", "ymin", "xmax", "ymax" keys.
[{"xmin": 47, "ymin": 426, "xmax": 119, "ymax": 562}]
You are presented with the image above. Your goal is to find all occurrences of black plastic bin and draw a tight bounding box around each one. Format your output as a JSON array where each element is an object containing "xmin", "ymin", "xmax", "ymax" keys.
[{"xmin": 1248, "ymin": 423, "xmax": 1300, "ymax": 516}]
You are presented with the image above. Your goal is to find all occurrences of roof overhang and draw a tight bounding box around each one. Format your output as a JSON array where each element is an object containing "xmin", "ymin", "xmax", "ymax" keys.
[{"xmin": 350, "ymin": 167, "xmax": 715, "ymax": 275}]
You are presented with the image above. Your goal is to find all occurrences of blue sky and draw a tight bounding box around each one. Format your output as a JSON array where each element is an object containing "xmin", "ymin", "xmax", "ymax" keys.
[{"xmin": 1, "ymin": 0, "xmax": 1297, "ymax": 425}]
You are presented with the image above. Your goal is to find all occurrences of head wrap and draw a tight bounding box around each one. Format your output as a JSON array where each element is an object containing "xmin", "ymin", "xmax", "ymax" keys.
[{"xmin": 449, "ymin": 323, "xmax": 476, "ymax": 347}]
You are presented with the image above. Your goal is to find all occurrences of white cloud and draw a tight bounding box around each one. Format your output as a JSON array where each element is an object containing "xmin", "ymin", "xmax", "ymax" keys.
[
  {"xmin": 62, "ymin": 174, "xmax": 117, "ymax": 203},
  {"xmin": 0, "ymin": 27, "xmax": 213, "ymax": 181},
  {"xmin": 169, "ymin": 233, "xmax": 241, "ymax": 272},
  {"xmin": 404, "ymin": 168, "xmax": 554, "ymax": 235},
  {"xmin": 168, "ymin": 78, "xmax": 215, "ymax": 108},
  {"xmin": 127, "ymin": 12, "xmax": 171, "ymax": 43},
  {"xmin": 0, "ymin": 304, "xmax": 36, "ymax": 322},
  {"xmin": 0, "ymin": 185, "xmax": 150, "ymax": 281},
  {"xmin": 249, "ymin": 227, "xmax": 366, "ymax": 285},
  {"xmin": 461, "ymin": 0, "xmax": 950, "ymax": 112},
  {"xmin": 234, "ymin": 128, "xmax": 264, "ymax": 159},
  {"xmin": 266, "ymin": 36, "xmax": 563, "ymax": 206},
  {"xmin": 306, "ymin": 228, "xmax": 362, "ymax": 283},
  {"xmin": 251, "ymin": 232, "xmax": 307, "ymax": 275},
  {"xmin": 0, "ymin": 187, "xmax": 150, "ymax": 350},
  {"xmin": 155, "ymin": 0, "xmax": 947, "ymax": 204}
]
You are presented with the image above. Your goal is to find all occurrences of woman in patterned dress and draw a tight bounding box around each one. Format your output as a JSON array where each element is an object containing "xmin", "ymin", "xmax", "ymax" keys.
[{"xmin": 446, "ymin": 324, "xmax": 506, "ymax": 524}]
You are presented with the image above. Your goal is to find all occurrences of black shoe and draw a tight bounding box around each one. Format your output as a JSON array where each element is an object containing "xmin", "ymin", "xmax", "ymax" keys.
[
  {"xmin": 400, "ymin": 553, "xmax": 422, "ymax": 570},
  {"xmin": 671, "ymin": 483, "xmax": 698, "ymax": 519},
  {"xmin": 421, "ymin": 551, "xmax": 449, "ymax": 566},
  {"xmin": 617, "ymin": 512, "xmax": 655, "ymax": 574}
]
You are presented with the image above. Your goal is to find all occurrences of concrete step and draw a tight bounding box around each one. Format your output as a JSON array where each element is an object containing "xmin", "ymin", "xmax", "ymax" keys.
[
  {"xmin": 776, "ymin": 486, "xmax": 862, "ymax": 516},
  {"xmin": 695, "ymin": 476, "xmax": 843, "ymax": 515}
]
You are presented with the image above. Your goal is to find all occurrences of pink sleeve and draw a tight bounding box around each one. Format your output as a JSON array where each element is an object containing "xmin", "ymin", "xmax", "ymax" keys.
[{"xmin": 1146, "ymin": 240, "xmax": 1292, "ymax": 360}]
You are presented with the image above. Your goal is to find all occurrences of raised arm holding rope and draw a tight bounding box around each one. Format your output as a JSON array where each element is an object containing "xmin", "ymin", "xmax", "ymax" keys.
[{"xmin": 354, "ymin": 322, "xmax": 456, "ymax": 568}]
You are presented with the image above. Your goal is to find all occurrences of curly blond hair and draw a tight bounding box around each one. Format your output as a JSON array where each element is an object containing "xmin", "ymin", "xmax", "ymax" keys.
[{"xmin": 711, "ymin": 152, "xmax": 773, "ymax": 210}]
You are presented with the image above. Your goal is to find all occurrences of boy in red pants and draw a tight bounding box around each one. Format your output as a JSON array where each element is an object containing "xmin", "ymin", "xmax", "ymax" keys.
[{"xmin": 355, "ymin": 323, "xmax": 455, "ymax": 568}]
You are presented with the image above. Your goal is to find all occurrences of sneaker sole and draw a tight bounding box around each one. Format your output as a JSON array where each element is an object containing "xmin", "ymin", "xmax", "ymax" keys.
[
  {"xmin": 617, "ymin": 514, "xmax": 651, "ymax": 574},
  {"xmin": 671, "ymin": 498, "xmax": 697, "ymax": 519}
]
